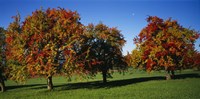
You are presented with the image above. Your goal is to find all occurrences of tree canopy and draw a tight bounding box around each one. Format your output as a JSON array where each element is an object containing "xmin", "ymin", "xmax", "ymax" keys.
[
  {"xmin": 82, "ymin": 23, "xmax": 127, "ymax": 83},
  {"xmin": 133, "ymin": 16, "xmax": 199, "ymax": 79},
  {"xmin": 2, "ymin": 7, "xmax": 200, "ymax": 92},
  {"xmin": 5, "ymin": 8, "xmax": 86, "ymax": 90}
]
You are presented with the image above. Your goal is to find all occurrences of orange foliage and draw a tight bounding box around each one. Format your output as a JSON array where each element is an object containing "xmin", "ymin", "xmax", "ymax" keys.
[{"xmin": 134, "ymin": 16, "xmax": 200, "ymax": 72}]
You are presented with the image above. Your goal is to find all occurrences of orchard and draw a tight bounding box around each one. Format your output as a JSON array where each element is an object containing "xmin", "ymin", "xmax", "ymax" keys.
[{"xmin": 0, "ymin": 8, "xmax": 199, "ymax": 93}]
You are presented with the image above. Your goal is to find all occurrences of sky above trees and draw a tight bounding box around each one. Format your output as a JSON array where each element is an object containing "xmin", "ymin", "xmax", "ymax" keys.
[{"xmin": 0, "ymin": 0, "xmax": 199, "ymax": 55}]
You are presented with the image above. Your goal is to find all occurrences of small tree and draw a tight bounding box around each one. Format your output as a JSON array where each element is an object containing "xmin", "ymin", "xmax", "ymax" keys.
[
  {"xmin": 82, "ymin": 23, "xmax": 127, "ymax": 83},
  {"xmin": 134, "ymin": 16, "xmax": 199, "ymax": 80},
  {"xmin": 127, "ymin": 49, "xmax": 142, "ymax": 69}
]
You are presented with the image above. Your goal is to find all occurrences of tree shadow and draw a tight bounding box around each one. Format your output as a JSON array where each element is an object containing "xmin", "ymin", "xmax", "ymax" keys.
[
  {"xmin": 6, "ymin": 84, "xmax": 46, "ymax": 90},
  {"xmin": 6, "ymin": 73, "xmax": 200, "ymax": 91},
  {"xmin": 54, "ymin": 73, "xmax": 200, "ymax": 91},
  {"xmin": 174, "ymin": 73, "xmax": 200, "ymax": 79},
  {"xmin": 55, "ymin": 76, "xmax": 165, "ymax": 90}
]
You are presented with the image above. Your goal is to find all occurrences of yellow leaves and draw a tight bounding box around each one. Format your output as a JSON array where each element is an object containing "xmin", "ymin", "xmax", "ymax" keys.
[
  {"xmin": 129, "ymin": 49, "xmax": 142, "ymax": 68},
  {"xmin": 86, "ymin": 47, "xmax": 91, "ymax": 59},
  {"xmin": 20, "ymin": 8, "xmax": 84, "ymax": 78},
  {"xmin": 7, "ymin": 63, "xmax": 27, "ymax": 83},
  {"xmin": 35, "ymin": 64, "xmax": 40, "ymax": 72},
  {"xmin": 134, "ymin": 16, "xmax": 200, "ymax": 72},
  {"xmin": 166, "ymin": 56, "xmax": 174, "ymax": 66},
  {"xmin": 99, "ymin": 33, "xmax": 108, "ymax": 40},
  {"xmin": 176, "ymin": 42, "xmax": 182, "ymax": 49}
]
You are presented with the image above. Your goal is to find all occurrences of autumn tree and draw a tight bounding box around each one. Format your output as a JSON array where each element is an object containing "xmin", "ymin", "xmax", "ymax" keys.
[
  {"xmin": 126, "ymin": 49, "xmax": 142, "ymax": 69},
  {"xmin": 134, "ymin": 16, "xmax": 199, "ymax": 80},
  {"xmin": 82, "ymin": 23, "xmax": 127, "ymax": 83},
  {"xmin": 0, "ymin": 27, "xmax": 6, "ymax": 92},
  {"xmin": 6, "ymin": 8, "xmax": 85, "ymax": 90}
]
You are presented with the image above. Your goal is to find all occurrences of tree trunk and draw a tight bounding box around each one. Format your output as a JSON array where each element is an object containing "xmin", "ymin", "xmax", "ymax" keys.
[
  {"xmin": 171, "ymin": 70, "xmax": 175, "ymax": 79},
  {"xmin": 0, "ymin": 77, "xmax": 5, "ymax": 92},
  {"xmin": 102, "ymin": 69, "xmax": 107, "ymax": 83},
  {"xmin": 166, "ymin": 70, "xmax": 175, "ymax": 80},
  {"xmin": 166, "ymin": 70, "xmax": 171, "ymax": 80},
  {"xmin": 47, "ymin": 76, "xmax": 53, "ymax": 90}
]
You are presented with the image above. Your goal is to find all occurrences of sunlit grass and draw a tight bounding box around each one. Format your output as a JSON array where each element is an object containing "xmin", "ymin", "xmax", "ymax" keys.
[{"xmin": 0, "ymin": 69, "xmax": 200, "ymax": 99}]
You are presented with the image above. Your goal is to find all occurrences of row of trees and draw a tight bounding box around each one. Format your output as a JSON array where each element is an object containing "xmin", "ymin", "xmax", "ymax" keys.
[
  {"xmin": 0, "ymin": 8, "xmax": 199, "ymax": 92},
  {"xmin": 0, "ymin": 8, "xmax": 127, "ymax": 92}
]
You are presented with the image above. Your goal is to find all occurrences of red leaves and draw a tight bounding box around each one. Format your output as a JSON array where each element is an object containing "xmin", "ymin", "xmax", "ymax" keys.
[
  {"xmin": 5, "ymin": 37, "xmax": 12, "ymax": 43},
  {"xmin": 146, "ymin": 59, "xmax": 152, "ymax": 69},
  {"xmin": 194, "ymin": 55, "xmax": 200, "ymax": 66},
  {"xmin": 78, "ymin": 63, "xmax": 84, "ymax": 67},
  {"xmin": 5, "ymin": 8, "xmax": 86, "ymax": 80},
  {"xmin": 146, "ymin": 59, "xmax": 156, "ymax": 71},
  {"xmin": 155, "ymin": 52, "xmax": 161, "ymax": 58},
  {"xmin": 144, "ymin": 50, "xmax": 150, "ymax": 55},
  {"xmin": 64, "ymin": 50, "xmax": 71, "ymax": 55},
  {"xmin": 146, "ymin": 16, "xmax": 163, "ymax": 23},
  {"xmin": 134, "ymin": 16, "xmax": 199, "ymax": 72},
  {"xmin": 47, "ymin": 8, "xmax": 56, "ymax": 18},
  {"xmin": 167, "ymin": 42, "xmax": 175, "ymax": 47},
  {"xmin": 91, "ymin": 60, "xmax": 101, "ymax": 65},
  {"xmin": 146, "ymin": 23, "xmax": 158, "ymax": 34}
]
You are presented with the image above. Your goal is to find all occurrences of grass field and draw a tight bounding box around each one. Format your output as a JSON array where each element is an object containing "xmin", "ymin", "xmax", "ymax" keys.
[{"xmin": 0, "ymin": 69, "xmax": 200, "ymax": 99}]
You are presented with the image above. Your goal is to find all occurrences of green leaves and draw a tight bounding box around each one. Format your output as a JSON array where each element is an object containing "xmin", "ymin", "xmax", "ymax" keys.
[{"xmin": 81, "ymin": 23, "xmax": 127, "ymax": 79}]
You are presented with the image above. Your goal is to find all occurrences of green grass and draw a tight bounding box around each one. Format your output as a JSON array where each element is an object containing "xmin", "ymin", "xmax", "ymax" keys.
[{"xmin": 0, "ymin": 69, "xmax": 200, "ymax": 99}]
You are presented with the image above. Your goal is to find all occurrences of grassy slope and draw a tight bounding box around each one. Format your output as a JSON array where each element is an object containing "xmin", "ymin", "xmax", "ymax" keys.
[{"xmin": 0, "ymin": 70, "xmax": 200, "ymax": 99}]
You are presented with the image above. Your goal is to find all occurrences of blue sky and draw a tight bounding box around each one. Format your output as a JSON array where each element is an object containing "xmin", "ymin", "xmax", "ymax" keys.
[{"xmin": 0, "ymin": 0, "xmax": 200, "ymax": 55}]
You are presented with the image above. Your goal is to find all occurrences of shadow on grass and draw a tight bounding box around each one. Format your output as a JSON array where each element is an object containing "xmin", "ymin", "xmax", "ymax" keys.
[
  {"xmin": 6, "ymin": 84, "xmax": 46, "ymax": 90},
  {"xmin": 54, "ymin": 76, "xmax": 165, "ymax": 90},
  {"xmin": 6, "ymin": 73, "xmax": 200, "ymax": 91},
  {"xmin": 55, "ymin": 73, "xmax": 200, "ymax": 90},
  {"xmin": 174, "ymin": 73, "xmax": 200, "ymax": 79}
]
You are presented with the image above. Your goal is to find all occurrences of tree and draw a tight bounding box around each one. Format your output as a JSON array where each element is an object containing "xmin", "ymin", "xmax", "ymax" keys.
[
  {"xmin": 126, "ymin": 49, "xmax": 142, "ymax": 68},
  {"xmin": 6, "ymin": 8, "xmax": 85, "ymax": 90},
  {"xmin": 82, "ymin": 23, "xmax": 127, "ymax": 83},
  {"xmin": 134, "ymin": 16, "xmax": 199, "ymax": 80},
  {"xmin": 0, "ymin": 27, "xmax": 6, "ymax": 92}
]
